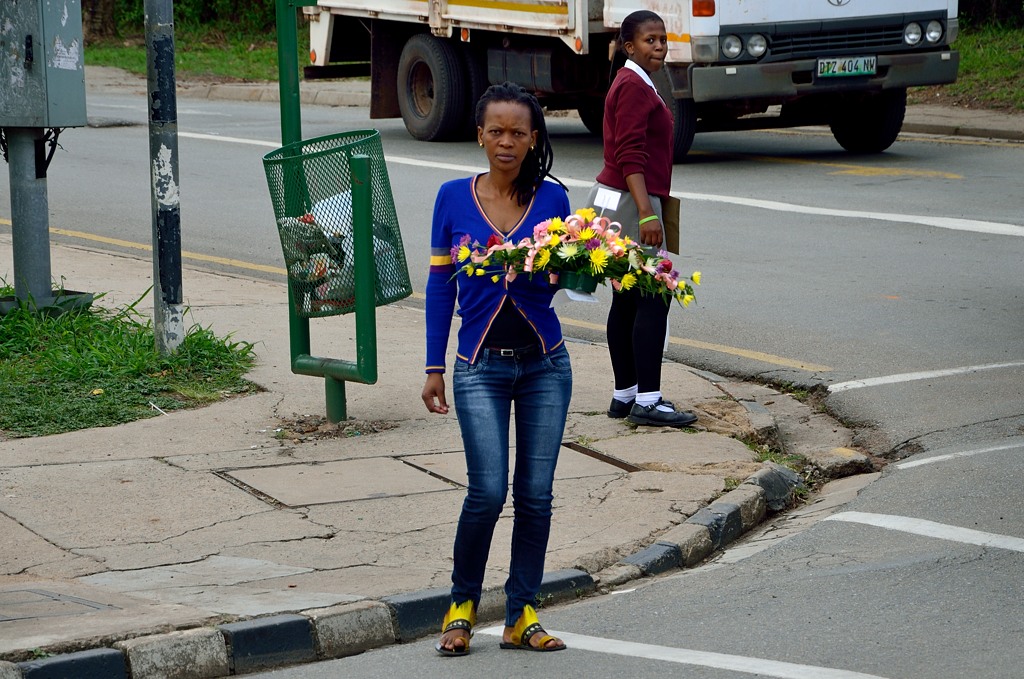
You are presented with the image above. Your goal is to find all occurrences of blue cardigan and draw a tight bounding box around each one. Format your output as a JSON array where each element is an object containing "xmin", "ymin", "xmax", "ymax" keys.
[{"xmin": 425, "ymin": 175, "xmax": 571, "ymax": 373}]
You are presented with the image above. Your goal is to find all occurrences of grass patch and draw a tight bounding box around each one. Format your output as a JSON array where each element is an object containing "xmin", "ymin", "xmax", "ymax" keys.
[
  {"xmin": 85, "ymin": 23, "xmax": 309, "ymax": 82},
  {"xmin": 0, "ymin": 291, "xmax": 259, "ymax": 438},
  {"xmin": 910, "ymin": 23, "xmax": 1024, "ymax": 111}
]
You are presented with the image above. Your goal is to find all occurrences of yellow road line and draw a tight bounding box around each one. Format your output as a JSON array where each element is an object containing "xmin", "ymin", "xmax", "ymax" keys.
[
  {"xmin": 48, "ymin": 227, "xmax": 289, "ymax": 276},
  {"xmin": 6, "ymin": 222, "xmax": 829, "ymax": 371},
  {"xmin": 687, "ymin": 150, "xmax": 962, "ymax": 179},
  {"xmin": 767, "ymin": 126, "xmax": 1022, "ymax": 149},
  {"xmin": 559, "ymin": 317, "xmax": 831, "ymax": 371}
]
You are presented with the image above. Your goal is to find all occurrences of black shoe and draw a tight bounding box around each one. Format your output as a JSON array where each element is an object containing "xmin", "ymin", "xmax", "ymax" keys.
[
  {"xmin": 607, "ymin": 398, "xmax": 635, "ymax": 419},
  {"xmin": 627, "ymin": 399, "xmax": 698, "ymax": 428}
]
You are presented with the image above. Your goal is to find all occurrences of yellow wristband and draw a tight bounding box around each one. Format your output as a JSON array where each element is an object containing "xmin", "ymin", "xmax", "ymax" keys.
[{"xmin": 638, "ymin": 215, "xmax": 660, "ymax": 225}]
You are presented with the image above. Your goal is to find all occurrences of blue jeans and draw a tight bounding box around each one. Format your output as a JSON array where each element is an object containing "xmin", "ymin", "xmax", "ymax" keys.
[{"xmin": 450, "ymin": 344, "xmax": 572, "ymax": 627}]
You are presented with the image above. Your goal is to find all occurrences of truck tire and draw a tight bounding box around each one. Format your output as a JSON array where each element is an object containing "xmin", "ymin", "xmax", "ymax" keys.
[
  {"xmin": 397, "ymin": 34, "xmax": 466, "ymax": 141},
  {"xmin": 670, "ymin": 97, "xmax": 698, "ymax": 163},
  {"xmin": 577, "ymin": 98, "xmax": 605, "ymax": 137},
  {"xmin": 459, "ymin": 45, "xmax": 489, "ymax": 139},
  {"xmin": 830, "ymin": 89, "xmax": 907, "ymax": 154}
]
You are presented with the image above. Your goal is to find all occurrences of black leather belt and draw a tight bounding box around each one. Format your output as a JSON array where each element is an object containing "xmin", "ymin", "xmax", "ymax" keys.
[{"xmin": 487, "ymin": 345, "xmax": 539, "ymax": 359}]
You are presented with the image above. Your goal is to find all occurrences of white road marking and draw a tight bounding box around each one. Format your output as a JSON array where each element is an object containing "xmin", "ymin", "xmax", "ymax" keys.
[
  {"xmin": 824, "ymin": 512, "xmax": 1024, "ymax": 553},
  {"xmin": 181, "ymin": 131, "xmax": 279, "ymax": 147},
  {"xmin": 676, "ymin": 191, "xmax": 1024, "ymax": 238},
  {"xmin": 477, "ymin": 626, "xmax": 890, "ymax": 679},
  {"xmin": 827, "ymin": 360, "xmax": 1024, "ymax": 393},
  {"xmin": 177, "ymin": 134, "xmax": 1024, "ymax": 239},
  {"xmin": 897, "ymin": 441, "xmax": 1024, "ymax": 469}
]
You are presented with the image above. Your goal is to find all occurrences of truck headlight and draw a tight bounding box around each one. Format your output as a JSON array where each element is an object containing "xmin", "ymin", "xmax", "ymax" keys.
[
  {"xmin": 746, "ymin": 34, "xmax": 767, "ymax": 58},
  {"xmin": 904, "ymin": 22, "xmax": 923, "ymax": 46},
  {"xmin": 722, "ymin": 35, "xmax": 742, "ymax": 59},
  {"xmin": 925, "ymin": 21, "xmax": 944, "ymax": 43}
]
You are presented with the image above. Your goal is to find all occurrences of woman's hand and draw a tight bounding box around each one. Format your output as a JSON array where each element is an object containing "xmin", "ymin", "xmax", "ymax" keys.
[
  {"xmin": 624, "ymin": 172, "xmax": 663, "ymax": 247},
  {"xmin": 422, "ymin": 373, "xmax": 449, "ymax": 414},
  {"xmin": 639, "ymin": 215, "xmax": 663, "ymax": 246}
]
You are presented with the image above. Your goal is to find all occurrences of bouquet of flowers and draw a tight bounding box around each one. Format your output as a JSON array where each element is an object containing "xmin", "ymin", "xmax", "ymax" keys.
[{"xmin": 452, "ymin": 207, "xmax": 700, "ymax": 307}]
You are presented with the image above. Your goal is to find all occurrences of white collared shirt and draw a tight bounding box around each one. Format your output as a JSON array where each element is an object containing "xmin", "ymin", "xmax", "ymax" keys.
[{"xmin": 623, "ymin": 59, "xmax": 659, "ymax": 95}]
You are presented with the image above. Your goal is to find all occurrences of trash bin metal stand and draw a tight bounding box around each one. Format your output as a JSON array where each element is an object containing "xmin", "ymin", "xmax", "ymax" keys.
[
  {"xmin": 276, "ymin": 1, "xmax": 377, "ymax": 423},
  {"xmin": 277, "ymin": 0, "xmax": 318, "ymax": 374},
  {"xmin": 291, "ymin": 155, "xmax": 379, "ymax": 422}
]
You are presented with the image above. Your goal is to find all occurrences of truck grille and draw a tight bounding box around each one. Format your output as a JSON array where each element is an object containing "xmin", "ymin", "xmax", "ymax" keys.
[{"xmin": 770, "ymin": 24, "xmax": 906, "ymax": 59}]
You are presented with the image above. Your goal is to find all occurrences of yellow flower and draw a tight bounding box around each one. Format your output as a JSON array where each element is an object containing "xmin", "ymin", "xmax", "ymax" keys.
[
  {"xmin": 475, "ymin": 268, "xmax": 485, "ymax": 276},
  {"xmin": 620, "ymin": 272, "xmax": 637, "ymax": 290},
  {"xmin": 589, "ymin": 247, "xmax": 609, "ymax": 273},
  {"xmin": 575, "ymin": 207, "xmax": 597, "ymax": 222},
  {"xmin": 465, "ymin": 265, "xmax": 475, "ymax": 276},
  {"xmin": 482, "ymin": 259, "xmax": 491, "ymax": 266},
  {"xmin": 692, "ymin": 271, "xmax": 701, "ymax": 285},
  {"xmin": 457, "ymin": 246, "xmax": 471, "ymax": 262},
  {"xmin": 550, "ymin": 234, "xmax": 561, "ymax": 246},
  {"xmin": 534, "ymin": 248, "xmax": 551, "ymax": 270},
  {"xmin": 548, "ymin": 217, "xmax": 566, "ymax": 234},
  {"xmin": 682, "ymin": 294, "xmax": 695, "ymax": 307},
  {"xmin": 491, "ymin": 274, "xmax": 500, "ymax": 283},
  {"xmin": 578, "ymin": 227, "xmax": 596, "ymax": 241}
]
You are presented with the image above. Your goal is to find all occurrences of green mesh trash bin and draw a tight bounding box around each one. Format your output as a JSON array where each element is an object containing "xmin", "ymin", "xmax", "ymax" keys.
[{"xmin": 263, "ymin": 130, "xmax": 413, "ymax": 318}]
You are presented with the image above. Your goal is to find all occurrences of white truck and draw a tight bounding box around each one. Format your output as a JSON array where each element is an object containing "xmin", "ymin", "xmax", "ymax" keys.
[{"xmin": 304, "ymin": 0, "xmax": 959, "ymax": 159}]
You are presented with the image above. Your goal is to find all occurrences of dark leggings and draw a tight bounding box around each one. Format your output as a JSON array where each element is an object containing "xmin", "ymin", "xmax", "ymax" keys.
[{"xmin": 607, "ymin": 288, "xmax": 670, "ymax": 393}]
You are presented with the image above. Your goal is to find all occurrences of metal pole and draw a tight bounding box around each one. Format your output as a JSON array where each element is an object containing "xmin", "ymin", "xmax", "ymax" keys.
[
  {"xmin": 145, "ymin": 0, "xmax": 184, "ymax": 354},
  {"xmin": 7, "ymin": 127, "xmax": 52, "ymax": 303},
  {"xmin": 350, "ymin": 155, "xmax": 378, "ymax": 385},
  {"xmin": 277, "ymin": 0, "xmax": 313, "ymax": 363}
]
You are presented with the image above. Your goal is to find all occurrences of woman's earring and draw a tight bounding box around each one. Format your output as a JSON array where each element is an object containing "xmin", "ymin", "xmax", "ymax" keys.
[
  {"xmin": 479, "ymin": 141, "xmax": 483, "ymax": 147},
  {"xmin": 531, "ymin": 145, "xmax": 536, "ymax": 151}
]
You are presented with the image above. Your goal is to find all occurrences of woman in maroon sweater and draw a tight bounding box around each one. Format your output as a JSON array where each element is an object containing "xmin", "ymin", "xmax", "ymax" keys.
[{"xmin": 588, "ymin": 10, "xmax": 698, "ymax": 428}]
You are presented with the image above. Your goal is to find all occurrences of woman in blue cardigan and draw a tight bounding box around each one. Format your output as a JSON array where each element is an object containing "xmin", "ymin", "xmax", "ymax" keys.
[{"xmin": 422, "ymin": 82, "xmax": 570, "ymax": 655}]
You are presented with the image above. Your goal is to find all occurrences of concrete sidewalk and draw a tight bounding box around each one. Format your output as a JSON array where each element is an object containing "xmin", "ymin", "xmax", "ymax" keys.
[{"xmin": 0, "ymin": 233, "xmax": 860, "ymax": 677}]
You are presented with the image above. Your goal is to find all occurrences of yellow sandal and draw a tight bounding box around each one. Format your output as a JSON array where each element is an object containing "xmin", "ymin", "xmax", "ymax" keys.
[
  {"xmin": 499, "ymin": 605, "xmax": 566, "ymax": 652},
  {"xmin": 435, "ymin": 600, "xmax": 475, "ymax": 657}
]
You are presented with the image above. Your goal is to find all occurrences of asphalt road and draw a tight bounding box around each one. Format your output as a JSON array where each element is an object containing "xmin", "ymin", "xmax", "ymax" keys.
[{"xmin": 3, "ymin": 92, "xmax": 1023, "ymax": 678}]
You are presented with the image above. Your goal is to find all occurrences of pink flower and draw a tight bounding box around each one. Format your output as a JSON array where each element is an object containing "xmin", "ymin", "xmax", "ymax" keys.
[{"xmin": 524, "ymin": 250, "xmax": 537, "ymax": 272}]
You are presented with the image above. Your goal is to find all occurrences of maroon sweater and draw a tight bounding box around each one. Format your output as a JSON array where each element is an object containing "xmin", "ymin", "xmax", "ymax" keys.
[{"xmin": 595, "ymin": 67, "xmax": 674, "ymax": 199}]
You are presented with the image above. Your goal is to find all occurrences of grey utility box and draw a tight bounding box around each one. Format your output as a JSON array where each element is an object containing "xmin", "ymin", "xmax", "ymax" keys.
[{"xmin": 0, "ymin": 0, "xmax": 87, "ymax": 128}]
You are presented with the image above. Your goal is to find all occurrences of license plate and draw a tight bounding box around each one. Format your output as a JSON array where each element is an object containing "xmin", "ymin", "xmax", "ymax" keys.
[{"xmin": 817, "ymin": 56, "xmax": 877, "ymax": 78}]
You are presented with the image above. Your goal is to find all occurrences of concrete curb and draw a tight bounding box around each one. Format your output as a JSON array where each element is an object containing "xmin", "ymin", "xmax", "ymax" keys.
[
  {"xmin": 901, "ymin": 121, "xmax": 1024, "ymax": 142},
  {"xmin": 2, "ymin": 462, "xmax": 802, "ymax": 678}
]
